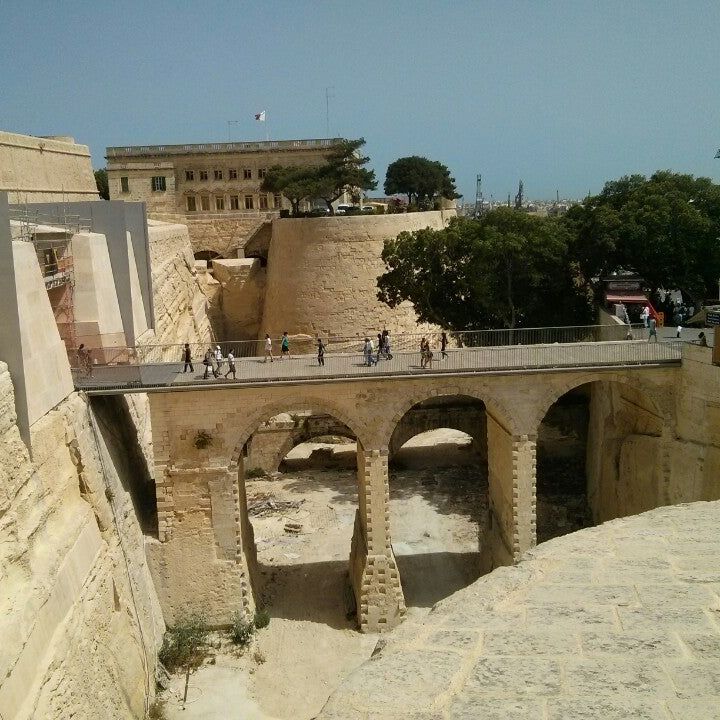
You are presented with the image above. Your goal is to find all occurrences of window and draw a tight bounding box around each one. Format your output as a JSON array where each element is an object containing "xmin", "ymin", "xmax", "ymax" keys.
[
  {"xmin": 199, "ymin": 170, "xmax": 208, "ymax": 181},
  {"xmin": 259, "ymin": 194, "xmax": 268, "ymax": 210},
  {"xmin": 185, "ymin": 170, "xmax": 194, "ymax": 181},
  {"xmin": 214, "ymin": 169, "xmax": 223, "ymax": 181},
  {"xmin": 201, "ymin": 196, "xmax": 210, "ymax": 211},
  {"xmin": 215, "ymin": 196, "xmax": 224, "ymax": 211},
  {"xmin": 258, "ymin": 168, "xmax": 267, "ymax": 179},
  {"xmin": 230, "ymin": 195, "xmax": 239, "ymax": 210},
  {"xmin": 120, "ymin": 176, "xmax": 129, "ymax": 193},
  {"xmin": 243, "ymin": 168, "xmax": 252, "ymax": 179},
  {"xmin": 187, "ymin": 196, "xmax": 196, "ymax": 212},
  {"xmin": 229, "ymin": 169, "xmax": 238, "ymax": 180},
  {"xmin": 244, "ymin": 195, "xmax": 254, "ymax": 210},
  {"xmin": 151, "ymin": 176, "xmax": 166, "ymax": 192},
  {"xmin": 273, "ymin": 193, "xmax": 282, "ymax": 209}
]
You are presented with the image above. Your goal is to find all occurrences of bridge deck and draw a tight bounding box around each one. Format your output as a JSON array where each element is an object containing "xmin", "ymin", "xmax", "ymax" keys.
[{"xmin": 74, "ymin": 340, "xmax": 682, "ymax": 394}]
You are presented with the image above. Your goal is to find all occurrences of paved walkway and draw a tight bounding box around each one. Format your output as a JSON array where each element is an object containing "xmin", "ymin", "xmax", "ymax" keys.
[
  {"xmin": 318, "ymin": 501, "xmax": 720, "ymax": 720},
  {"xmin": 74, "ymin": 341, "xmax": 682, "ymax": 393}
]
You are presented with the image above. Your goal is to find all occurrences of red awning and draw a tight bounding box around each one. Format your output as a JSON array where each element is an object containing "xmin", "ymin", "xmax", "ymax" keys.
[{"xmin": 605, "ymin": 292, "xmax": 649, "ymax": 304}]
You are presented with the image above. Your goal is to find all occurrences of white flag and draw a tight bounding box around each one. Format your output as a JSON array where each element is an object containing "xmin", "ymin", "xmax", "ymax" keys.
[{"xmin": 254, "ymin": 111, "xmax": 266, "ymax": 122}]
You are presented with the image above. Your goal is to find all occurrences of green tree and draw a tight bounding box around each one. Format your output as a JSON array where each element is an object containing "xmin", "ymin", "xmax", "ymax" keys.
[
  {"xmin": 261, "ymin": 165, "xmax": 319, "ymax": 216},
  {"xmin": 565, "ymin": 171, "xmax": 720, "ymax": 300},
  {"xmin": 314, "ymin": 138, "xmax": 377, "ymax": 213},
  {"xmin": 378, "ymin": 209, "xmax": 591, "ymax": 329},
  {"xmin": 384, "ymin": 156, "xmax": 458, "ymax": 208},
  {"xmin": 94, "ymin": 168, "xmax": 109, "ymax": 200}
]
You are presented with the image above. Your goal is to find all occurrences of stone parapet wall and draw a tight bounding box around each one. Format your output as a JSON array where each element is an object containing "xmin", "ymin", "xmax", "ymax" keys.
[
  {"xmin": 0, "ymin": 131, "xmax": 99, "ymax": 203},
  {"xmin": 260, "ymin": 211, "xmax": 453, "ymax": 342},
  {"xmin": 0, "ymin": 364, "xmax": 163, "ymax": 720}
]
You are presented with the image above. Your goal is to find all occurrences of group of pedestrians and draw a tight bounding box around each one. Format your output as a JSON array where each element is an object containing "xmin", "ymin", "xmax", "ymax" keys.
[
  {"xmin": 182, "ymin": 329, "xmax": 453, "ymax": 380},
  {"xmin": 362, "ymin": 330, "xmax": 393, "ymax": 366}
]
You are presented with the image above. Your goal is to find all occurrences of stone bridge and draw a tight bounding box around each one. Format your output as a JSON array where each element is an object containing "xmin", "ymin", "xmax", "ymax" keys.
[{"xmin": 144, "ymin": 361, "xmax": 694, "ymax": 632}]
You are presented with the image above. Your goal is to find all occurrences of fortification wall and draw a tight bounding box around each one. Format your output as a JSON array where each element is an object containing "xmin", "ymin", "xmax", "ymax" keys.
[
  {"xmin": 147, "ymin": 212, "xmax": 270, "ymax": 258},
  {"xmin": 146, "ymin": 220, "xmax": 214, "ymax": 345},
  {"xmin": 260, "ymin": 211, "xmax": 453, "ymax": 341},
  {"xmin": 0, "ymin": 131, "xmax": 99, "ymax": 203},
  {"xmin": 0, "ymin": 366, "xmax": 163, "ymax": 720},
  {"xmin": 212, "ymin": 258, "xmax": 266, "ymax": 341},
  {"xmin": 585, "ymin": 345, "xmax": 720, "ymax": 522}
]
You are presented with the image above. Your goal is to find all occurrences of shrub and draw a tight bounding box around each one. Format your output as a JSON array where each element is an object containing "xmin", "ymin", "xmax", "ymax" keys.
[
  {"xmin": 245, "ymin": 467, "xmax": 265, "ymax": 478},
  {"xmin": 254, "ymin": 608, "xmax": 271, "ymax": 629},
  {"xmin": 147, "ymin": 699, "xmax": 167, "ymax": 720},
  {"xmin": 230, "ymin": 611, "xmax": 255, "ymax": 646},
  {"xmin": 194, "ymin": 430, "xmax": 213, "ymax": 450},
  {"xmin": 158, "ymin": 614, "xmax": 209, "ymax": 673}
]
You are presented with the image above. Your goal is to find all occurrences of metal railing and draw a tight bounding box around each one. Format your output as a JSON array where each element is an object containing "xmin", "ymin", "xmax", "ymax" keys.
[
  {"xmin": 71, "ymin": 335, "xmax": 684, "ymax": 394},
  {"xmin": 77, "ymin": 324, "xmax": 646, "ymax": 367}
]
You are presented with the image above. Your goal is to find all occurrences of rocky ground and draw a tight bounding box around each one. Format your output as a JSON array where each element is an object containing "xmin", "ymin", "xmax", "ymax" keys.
[{"xmin": 160, "ymin": 432, "xmax": 592, "ymax": 719}]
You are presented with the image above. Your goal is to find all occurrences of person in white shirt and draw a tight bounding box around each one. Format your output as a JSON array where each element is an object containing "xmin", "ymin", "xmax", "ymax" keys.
[
  {"xmin": 264, "ymin": 334, "xmax": 274, "ymax": 363},
  {"xmin": 224, "ymin": 350, "xmax": 236, "ymax": 379}
]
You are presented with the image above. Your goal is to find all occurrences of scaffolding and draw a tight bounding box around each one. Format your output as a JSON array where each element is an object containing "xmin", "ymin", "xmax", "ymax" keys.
[{"xmin": 9, "ymin": 206, "xmax": 91, "ymax": 356}]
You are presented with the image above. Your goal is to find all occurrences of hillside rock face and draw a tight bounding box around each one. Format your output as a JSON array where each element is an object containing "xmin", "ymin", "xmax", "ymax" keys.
[
  {"xmin": 318, "ymin": 500, "xmax": 720, "ymax": 720},
  {"xmin": 0, "ymin": 364, "xmax": 164, "ymax": 719}
]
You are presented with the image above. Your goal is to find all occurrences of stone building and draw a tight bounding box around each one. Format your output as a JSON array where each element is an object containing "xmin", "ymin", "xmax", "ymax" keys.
[
  {"xmin": 106, "ymin": 138, "xmax": 347, "ymax": 258},
  {"xmin": 0, "ymin": 130, "xmax": 99, "ymax": 204}
]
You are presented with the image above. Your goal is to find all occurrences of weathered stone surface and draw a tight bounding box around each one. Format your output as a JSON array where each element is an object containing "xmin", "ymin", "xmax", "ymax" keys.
[{"xmin": 317, "ymin": 501, "xmax": 720, "ymax": 719}]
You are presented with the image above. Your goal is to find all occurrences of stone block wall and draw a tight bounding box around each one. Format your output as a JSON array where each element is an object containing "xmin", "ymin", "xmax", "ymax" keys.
[
  {"xmin": 0, "ymin": 365, "xmax": 163, "ymax": 720},
  {"xmin": 145, "ymin": 220, "xmax": 214, "ymax": 345},
  {"xmin": 260, "ymin": 211, "xmax": 453, "ymax": 342},
  {"xmin": 0, "ymin": 131, "xmax": 99, "ymax": 203},
  {"xmin": 212, "ymin": 257, "xmax": 266, "ymax": 341}
]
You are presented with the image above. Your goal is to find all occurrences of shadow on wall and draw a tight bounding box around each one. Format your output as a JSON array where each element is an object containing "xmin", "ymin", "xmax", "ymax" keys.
[{"xmin": 90, "ymin": 395, "xmax": 158, "ymax": 536}]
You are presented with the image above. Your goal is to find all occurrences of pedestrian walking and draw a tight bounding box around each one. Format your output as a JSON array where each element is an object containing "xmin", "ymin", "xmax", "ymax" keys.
[
  {"xmin": 280, "ymin": 331, "xmax": 290, "ymax": 360},
  {"xmin": 382, "ymin": 329, "xmax": 393, "ymax": 360},
  {"xmin": 203, "ymin": 348, "xmax": 217, "ymax": 379},
  {"xmin": 697, "ymin": 332, "xmax": 708, "ymax": 347},
  {"xmin": 264, "ymin": 334, "xmax": 274, "ymax": 362},
  {"xmin": 182, "ymin": 343, "xmax": 194, "ymax": 373},
  {"xmin": 77, "ymin": 343, "xmax": 93, "ymax": 377},
  {"xmin": 214, "ymin": 345, "xmax": 224, "ymax": 374},
  {"xmin": 676, "ymin": 325, "xmax": 682, "ymax": 339},
  {"xmin": 648, "ymin": 317, "xmax": 658, "ymax": 343},
  {"xmin": 363, "ymin": 338, "xmax": 376, "ymax": 366},
  {"xmin": 317, "ymin": 337, "xmax": 326, "ymax": 366},
  {"xmin": 640, "ymin": 306, "xmax": 650, "ymax": 328},
  {"xmin": 440, "ymin": 332, "xmax": 448, "ymax": 359},
  {"xmin": 420, "ymin": 337, "xmax": 433, "ymax": 368},
  {"xmin": 377, "ymin": 333, "xmax": 384, "ymax": 361},
  {"xmin": 224, "ymin": 350, "xmax": 236, "ymax": 379}
]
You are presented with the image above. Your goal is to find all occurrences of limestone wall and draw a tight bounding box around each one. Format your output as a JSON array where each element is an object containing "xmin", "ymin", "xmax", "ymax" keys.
[
  {"xmin": 0, "ymin": 131, "xmax": 99, "ymax": 203},
  {"xmin": 260, "ymin": 211, "xmax": 453, "ymax": 342},
  {"xmin": 212, "ymin": 258, "xmax": 266, "ymax": 341},
  {"xmin": 0, "ymin": 365, "xmax": 163, "ymax": 720},
  {"xmin": 146, "ymin": 220, "xmax": 214, "ymax": 345}
]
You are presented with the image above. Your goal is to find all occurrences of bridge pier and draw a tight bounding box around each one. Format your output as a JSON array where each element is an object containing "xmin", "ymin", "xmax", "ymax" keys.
[
  {"xmin": 147, "ymin": 462, "xmax": 255, "ymax": 627},
  {"xmin": 350, "ymin": 443, "xmax": 406, "ymax": 632},
  {"xmin": 485, "ymin": 413, "xmax": 537, "ymax": 568}
]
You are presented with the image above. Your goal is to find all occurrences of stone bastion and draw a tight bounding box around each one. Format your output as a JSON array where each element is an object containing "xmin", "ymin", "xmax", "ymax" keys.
[
  {"xmin": 318, "ymin": 499, "xmax": 720, "ymax": 719},
  {"xmin": 258, "ymin": 210, "xmax": 454, "ymax": 344}
]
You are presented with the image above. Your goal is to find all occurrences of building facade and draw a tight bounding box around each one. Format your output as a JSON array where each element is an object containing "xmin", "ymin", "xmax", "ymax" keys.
[{"xmin": 106, "ymin": 138, "xmax": 346, "ymax": 257}]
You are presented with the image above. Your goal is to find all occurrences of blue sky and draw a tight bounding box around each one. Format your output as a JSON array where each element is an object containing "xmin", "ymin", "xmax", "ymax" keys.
[{"xmin": 1, "ymin": 0, "xmax": 719, "ymax": 201}]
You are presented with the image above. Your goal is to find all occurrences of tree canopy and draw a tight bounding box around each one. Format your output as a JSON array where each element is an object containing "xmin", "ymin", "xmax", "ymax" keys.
[
  {"xmin": 564, "ymin": 171, "xmax": 720, "ymax": 300},
  {"xmin": 378, "ymin": 209, "xmax": 592, "ymax": 330},
  {"xmin": 384, "ymin": 156, "xmax": 458, "ymax": 208},
  {"xmin": 260, "ymin": 138, "xmax": 376, "ymax": 215},
  {"xmin": 94, "ymin": 168, "xmax": 109, "ymax": 200}
]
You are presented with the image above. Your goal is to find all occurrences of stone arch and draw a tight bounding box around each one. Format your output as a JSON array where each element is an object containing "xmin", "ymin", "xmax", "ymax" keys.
[
  {"xmin": 530, "ymin": 371, "xmax": 668, "ymax": 437},
  {"xmin": 378, "ymin": 385, "xmax": 515, "ymax": 451},
  {"xmin": 228, "ymin": 395, "xmax": 371, "ymax": 470}
]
